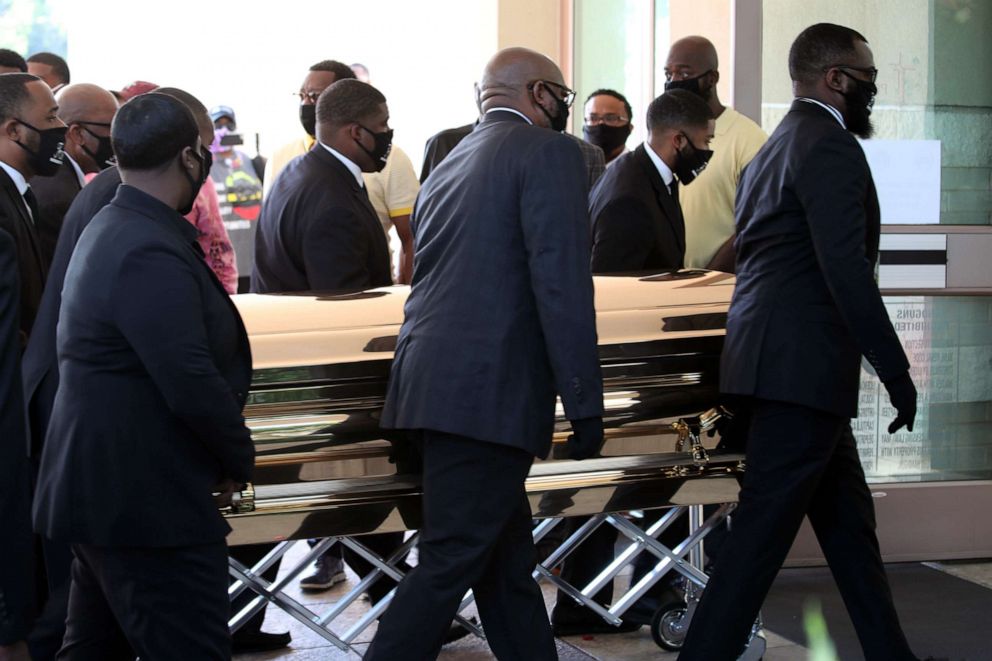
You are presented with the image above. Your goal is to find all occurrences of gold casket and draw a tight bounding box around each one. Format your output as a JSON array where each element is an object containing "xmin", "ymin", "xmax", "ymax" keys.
[{"xmin": 225, "ymin": 270, "xmax": 743, "ymax": 546}]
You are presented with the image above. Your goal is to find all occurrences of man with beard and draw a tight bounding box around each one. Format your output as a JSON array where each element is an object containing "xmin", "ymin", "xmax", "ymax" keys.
[
  {"xmin": 581, "ymin": 89, "xmax": 633, "ymax": 165},
  {"xmin": 678, "ymin": 23, "xmax": 919, "ymax": 661},
  {"xmin": 663, "ymin": 36, "xmax": 766, "ymax": 273},
  {"xmin": 31, "ymin": 83, "xmax": 118, "ymax": 266}
]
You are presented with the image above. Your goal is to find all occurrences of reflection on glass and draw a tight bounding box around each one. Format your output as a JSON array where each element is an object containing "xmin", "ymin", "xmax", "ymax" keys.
[
  {"xmin": 856, "ymin": 297, "xmax": 992, "ymax": 482},
  {"xmin": 761, "ymin": 0, "xmax": 991, "ymax": 226}
]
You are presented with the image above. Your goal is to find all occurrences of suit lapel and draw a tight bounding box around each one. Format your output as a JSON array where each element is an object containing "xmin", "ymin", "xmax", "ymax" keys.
[
  {"xmin": 0, "ymin": 167, "xmax": 47, "ymax": 278},
  {"xmin": 635, "ymin": 145, "xmax": 686, "ymax": 257},
  {"xmin": 0, "ymin": 167, "xmax": 34, "ymax": 228}
]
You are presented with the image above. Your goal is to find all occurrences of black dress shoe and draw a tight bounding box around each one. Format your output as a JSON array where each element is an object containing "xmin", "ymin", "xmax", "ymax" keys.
[
  {"xmin": 552, "ymin": 605, "xmax": 641, "ymax": 637},
  {"xmin": 231, "ymin": 630, "xmax": 292, "ymax": 653}
]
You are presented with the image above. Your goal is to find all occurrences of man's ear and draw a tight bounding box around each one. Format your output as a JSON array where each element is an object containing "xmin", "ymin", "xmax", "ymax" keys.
[
  {"xmin": 66, "ymin": 123, "xmax": 85, "ymax": 146},
  {"xmin": 2, "ymin": 118, "xmax": 22, "ymax": 141},
  {"xmin": 824, "ymin": 67, "xmax": 846, "ymax": 94}
]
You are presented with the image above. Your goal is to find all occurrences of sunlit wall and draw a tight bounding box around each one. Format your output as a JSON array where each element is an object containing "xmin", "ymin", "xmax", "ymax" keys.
[{"xmin": 53, "ymin": 0, "xmax": 499, "ymax": 169}]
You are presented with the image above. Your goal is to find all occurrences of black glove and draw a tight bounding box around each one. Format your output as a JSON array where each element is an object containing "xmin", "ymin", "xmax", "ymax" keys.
[
  {"xmin": 566, "ymin": 416, "xmax": 605, "ymax": 460},
  {"xmin": 883, "ymin": 371, "xmax": 917, "ymax": 434}
]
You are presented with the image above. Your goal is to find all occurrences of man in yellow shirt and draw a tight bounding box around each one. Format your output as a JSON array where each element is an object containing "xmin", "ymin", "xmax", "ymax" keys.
[
  {"xmin": 664, "ymin": 36, "xmax": 767, "ymax": 271},
  {"xmin": 264, "ymin": 60, "xmax": 419, "ymax": 283}
]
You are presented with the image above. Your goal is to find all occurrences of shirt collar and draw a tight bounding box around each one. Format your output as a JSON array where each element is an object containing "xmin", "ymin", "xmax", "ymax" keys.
[
  {"xmin": 485, "ymin": 107, "xmax": 534, "ymax": 125},
  {"xmin": 796, "ymin": 97, "xmax": 846, "ymax": 128},
  {"xmin": 643, "ymin": 141, "xmax": 675, "ymax": 188},
  {"xmin": 0, "ymin": 159, "xmax": 29, "ymax": 196},
  {"xmin": 64, "ymin": 153, "xmax": 87, "ymax": 187},
  {"xmin": 319, "ymin": 142, "xmax": 365, "ymax": 188}
]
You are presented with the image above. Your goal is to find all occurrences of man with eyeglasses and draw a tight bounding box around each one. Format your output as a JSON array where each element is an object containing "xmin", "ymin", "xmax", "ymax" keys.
[
  {"xmin": 420, "ymin": 95, "xmax": 605, "ymax": 187},
  {"xmin": 30, "ymin": 83, "xmax": 118, "ymax": 267},
  {"xmin": 664, "ymin": 35, "xmax": 766, "ymax": 273},
  {"xmin": 366, "ymin": 47, "xmax": 602, "ymax": 661},
  {"xmin": 678, "ymin": 24, "xmax": 919, "ymax": 661},
  {"xmin": 582, "ymin": 88, "xmax": 634, "ymax": 164}
]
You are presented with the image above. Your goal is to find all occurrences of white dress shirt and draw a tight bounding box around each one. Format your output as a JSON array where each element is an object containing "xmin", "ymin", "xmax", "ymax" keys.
[
  {"xmin": 319, "ymin": 142, "xmax": 365, "ymax": 188},
  {"xmin": 0, "ymin": 158, "xmax": 33, "ymax": 221},
  {"xmin": 642, "ymin": 140, "xmax": 676, "ymax": 193}
]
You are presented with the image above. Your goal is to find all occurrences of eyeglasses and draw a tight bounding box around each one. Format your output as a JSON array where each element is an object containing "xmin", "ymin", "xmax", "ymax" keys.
[
  {"xmin": 296, "ymin": 90, "xmax": 321, "ymax": 104},
  {"xmin": 584, "ymin": 113, "xmax": 629, "ymax": 126},
  {"xmin": 527, "ymin": 80, "xmax": 576, "ymax": 108},
  {"xmin": 825, "ymin": 64, "xmax": 878, "ymax": 83},
  {"xmin": 664, "ymin": 69, "xmax": 712, "ymax": 83}
]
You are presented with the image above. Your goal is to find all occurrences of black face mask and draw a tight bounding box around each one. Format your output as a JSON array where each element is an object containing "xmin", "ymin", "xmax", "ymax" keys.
[
  {"xmin": 356, "ymin": 125, "xmax": 393, "ymax": 172},
  {"xmin": 673, "ymin": 133, "xmax": 714, "ymax": 185},
  {"xmin": 299, "ymin": 104, "xmax": 317, "ymax": 137},
  {"xmin": 839, "ymin": 70, "xmax": 877, "ymax": 140},
  {"xmin": 80, "ymin": 126, "xmax": 116, "ymax": 170},
  {"xmin": 664, "ymin": 70, "xmax": 713, "ymax": 99},
  {"xmin": 540, "ymin": 93, "xmax": 570, "ymax": 133},
  {"xmin": 14, "ymin": 119, "xmax": 67, "ymax": 176},
  {"xmin": 583, "ymin": 123, "xmax": 632, "ymax": 154},
  {"xmin": 179, "ymin": 147, "xmax": 212, "ymax": 215}
]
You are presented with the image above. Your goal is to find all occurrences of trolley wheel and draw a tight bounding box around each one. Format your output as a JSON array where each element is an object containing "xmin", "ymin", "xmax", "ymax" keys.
[{"xmin": 650, "ymin": 601, "xmax": 689, "ymax": 651}]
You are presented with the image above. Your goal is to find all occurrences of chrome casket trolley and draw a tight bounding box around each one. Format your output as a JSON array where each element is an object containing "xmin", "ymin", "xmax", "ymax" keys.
[{"xmin": 225, "ymin": 270, "xmax": 763, "ymax": 657}]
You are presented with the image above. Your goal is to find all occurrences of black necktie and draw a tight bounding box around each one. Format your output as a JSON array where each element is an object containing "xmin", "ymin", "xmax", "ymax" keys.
[
  {"xmin": 23, "ymin": 186, "xmax": 39, "ymax": 223},
  {"xmin": 669, "ymin": 179, "xmax": 679, "ymax": 204}
]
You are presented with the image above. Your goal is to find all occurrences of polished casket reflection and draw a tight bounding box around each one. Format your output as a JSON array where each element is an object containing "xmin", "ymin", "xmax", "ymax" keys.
[{"xmin": 226, "ymin": 270, "xmax": 743, "ymax": 546}]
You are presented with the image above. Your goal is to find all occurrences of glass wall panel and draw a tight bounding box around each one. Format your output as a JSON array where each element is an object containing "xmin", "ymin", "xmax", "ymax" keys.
[
  {"xmin": 762, "ymin": 0, "xmax": 992, "ymax": 226},
  {"xmin": 857, "ymin": 297, "xmax": 992, "ymax": 483},
  {"xmin": 573, "ymin": 0, "xmax": 655, "ymax": 147}
]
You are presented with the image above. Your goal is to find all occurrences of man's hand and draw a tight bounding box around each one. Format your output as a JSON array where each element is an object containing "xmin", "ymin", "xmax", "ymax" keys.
[
  {"xmin": 0, "ymin": 641, "xmax": 31, "ymax": 661},
  {"xmin": 883, "ymin": 371, "xmax": 917, "ymax": 434},
  {"xmin": 566, "ymin": 417, "xmax": 605, "ymax": 460},
  {"xmin": 212, "ymin": 478, "xmax": 241, "ymax": 508}
]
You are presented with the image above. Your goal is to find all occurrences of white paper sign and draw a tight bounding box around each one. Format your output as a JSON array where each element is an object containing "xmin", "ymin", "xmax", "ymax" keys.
[{"xmin": 859, "ymin": 139, "xmax": 941, "ymax": 224}]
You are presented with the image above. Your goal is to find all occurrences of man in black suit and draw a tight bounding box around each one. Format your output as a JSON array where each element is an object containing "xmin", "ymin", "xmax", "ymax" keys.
[
  {"xmin": 32, "ymin": 92, "xmax": 255, "ymax": 660},
  {"xmin": 553, "ymin": 89, "xmax": 715, "ymax": 636},
  {"xmin": 679, "ymin": 24, "xmax": 919, "ymax": 661},
  {"xmin": 252, "ymin": 79, "xmax": 391, "ymax": 293},
  {"xmin": 251, "ymin": 78, "xmax": 414, "ymax": 612},
  {"xmin": 0, "ymin": 229, "xmax": 32, "ymax": 661},
  {"xmin": 31, "ymin": 83, "xmax": 118, "ymax": 266},
  {"xmin": 590, "ymin": 89, "xmax": 713, "ymax": 274},
  {"xmin": 366, "ymin": 47, "xmax": 604, "ymax": 661},
  {"xmin": 0, "ymin": 73, "xmax": 66, "ymax": 343},
  {"xmin": 20, "ymin": 87, "xmax": 283, "ymax": 659}
]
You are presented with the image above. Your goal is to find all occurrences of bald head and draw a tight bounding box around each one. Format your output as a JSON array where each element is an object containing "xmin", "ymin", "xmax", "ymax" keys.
[
  {"xmin": 56, "ymin": 83, "xmax": 119, "ymax": 172},
  {"xmin": 478, "ymin": 47, "xmax": 570, "ymax": 129},
  {"xmin": 664, "ymin": 36, "xmax": 722, "ymax": 110},
  {"xmin": 56, "ymin": 84, "xmax": 118, "ymax": 124},
  {"xmin": 668, "ymin": 36, "xmax": 718, "ymax": 72}
]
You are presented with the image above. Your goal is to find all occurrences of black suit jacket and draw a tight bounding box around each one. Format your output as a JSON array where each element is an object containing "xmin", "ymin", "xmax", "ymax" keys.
[
  {"xmin": 721, "ymin": 100, "xmax": 908, "ymax": 418},
  {"xmin": 419, "ymin": 123, "xmax": 474, "ymax": 183},
  {"xmin": 0, "ymin": 229, "xmax": 34, "ymax": 645},
  {"xmin": 251, "ymin": 146, "xmax": 391, "ymax": 293},
  {"xmin": 29, "ymin": 158, "xmax": 82, "ymax": 268},
  {"xmin": 589, "ymin": 144, "xmax": 685, "ymax": 273},
  {"xmin": 33, "ymin": 185, "xmax": 254, "ymax": 547},
  {"xmin": 381, "ymin": 111, "xmax": 603, "ymax": 458},
  {"xmin": 0, "ymin": 165, "xmax": 46, "ymax": 342},
  {"xmin": 22, "ymin": 167, "xmax": 121, "ymax": 457}
]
